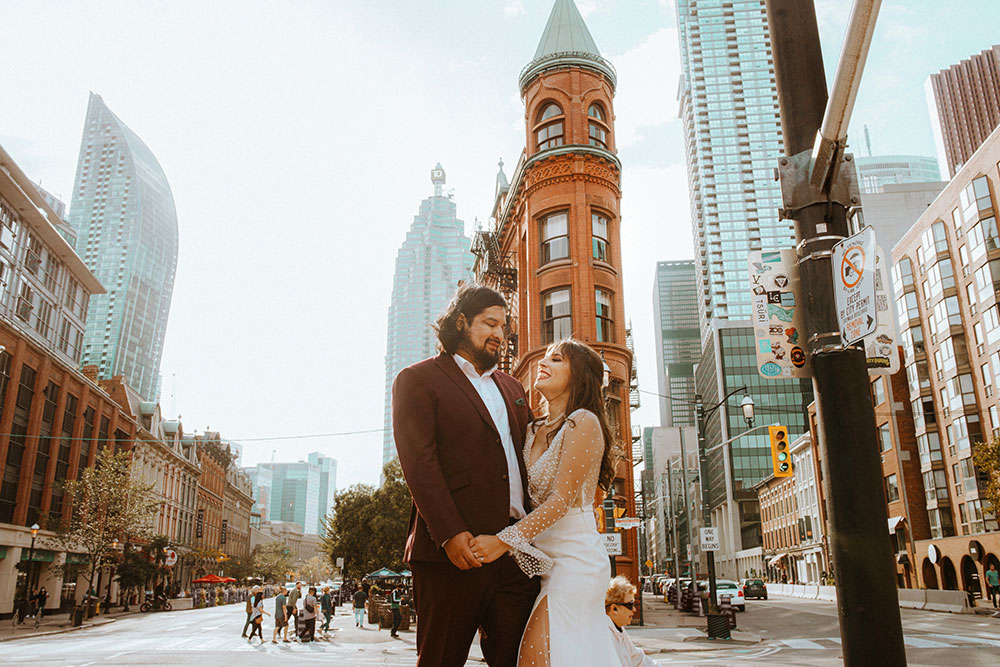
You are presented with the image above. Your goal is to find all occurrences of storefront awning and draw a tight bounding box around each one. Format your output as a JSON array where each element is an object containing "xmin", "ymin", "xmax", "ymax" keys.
[
  {"xmin": 887, "ymin": 516, "xmax": 905, "ymax": 533},
  {"xmin": 19, "ymin": 548, "xmax": 55, "ymax": 562},
  {"xmin": 768, "ymin": 553, "xmax": 787, "ymax": 566},
  {"xmin": 66, "ymin": 553, "xmax": 90, "ymax": 564}
]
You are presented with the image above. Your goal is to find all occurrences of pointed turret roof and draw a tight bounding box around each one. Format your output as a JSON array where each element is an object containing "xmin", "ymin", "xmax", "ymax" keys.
[
  {"xmin": 533, "ymin": 0, "xmax": 601, "ymax": 60},
  {"xmin": 519, "ymin": 0, "xmax": 616, "ymax": 94}
]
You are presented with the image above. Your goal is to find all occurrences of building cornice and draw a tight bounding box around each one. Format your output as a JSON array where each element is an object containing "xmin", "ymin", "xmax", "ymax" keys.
[{"xmin": 519, "ymin": 52, "xmax": 617, "ymax": 94}]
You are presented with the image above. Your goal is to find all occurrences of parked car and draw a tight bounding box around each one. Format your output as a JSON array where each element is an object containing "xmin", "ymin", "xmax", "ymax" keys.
[
  {"xmin": 697, "ymin": 579, "xmax": 746, "ymax": 611},
  {"xmin": 740, "ymin": 578, "xmax": 768, "ymax": 600}
]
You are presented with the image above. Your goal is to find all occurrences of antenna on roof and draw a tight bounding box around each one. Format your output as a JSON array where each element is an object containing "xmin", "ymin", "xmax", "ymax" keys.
[{"xmin": 864, "ymin": 124, "xmax": 872, "ymax": 158}]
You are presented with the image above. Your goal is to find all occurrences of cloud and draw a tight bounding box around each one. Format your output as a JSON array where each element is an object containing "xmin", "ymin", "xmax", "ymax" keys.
[
  {"xmin": 502, "ymin": 0, "xmax": 525, "ymax": 17},
  {"xmin": 610, "ymin": 27, "xmax": 681, "ymax": 149}
]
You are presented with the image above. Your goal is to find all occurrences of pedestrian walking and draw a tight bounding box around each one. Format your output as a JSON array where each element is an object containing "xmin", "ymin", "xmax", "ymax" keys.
[
  {"xmin": 272, "ymin": 589, "xmax": 289, "ymax": 643},
  {"xmin": 353, "ymin": 587, "xmax": 368, "ymax": 627},
  {"xmin": 390, "ymin": 586, "xmax": 402, "ymax": 638},
  {"xmin": 287, "ymin": 582, "xmax": 302, "ymax": 638},
  {"xmin": 241, "ymin": 592, "xmax": 254, "ymax": 637},
  {"xmin": 300, "ymin": 586, "xmax": 318, "ymax": 642},
  {"xmin": 320, "ymin": 586, "xmax": 333, "ymax": 636},
  {"xmin": 248, "ymin": 590, "xmax": 269, "ymax": 644},
  {"xmin": 985, "ymin": 563, "xmax": 999, "ymax": 608}
]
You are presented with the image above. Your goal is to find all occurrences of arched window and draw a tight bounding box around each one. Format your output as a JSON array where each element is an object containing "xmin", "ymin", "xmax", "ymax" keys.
[
  {"xmin": 588, "ymin": 103, "xmax": 608, "ymax": 149},
  {"xmin": 536, "ymin": 103, "xmax": 564, "ymax": 151}
]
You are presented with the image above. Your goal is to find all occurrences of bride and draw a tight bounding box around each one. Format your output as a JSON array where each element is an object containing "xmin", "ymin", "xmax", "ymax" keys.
[{"xmin": 470, "ymin": 338, "xmax": 621, "ymax": 666}]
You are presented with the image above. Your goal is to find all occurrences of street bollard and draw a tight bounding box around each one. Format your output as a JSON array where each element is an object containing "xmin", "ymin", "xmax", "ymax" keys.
[{"xmin": 718, "ymin": 594, "xmax": 737, "ymax": 629}]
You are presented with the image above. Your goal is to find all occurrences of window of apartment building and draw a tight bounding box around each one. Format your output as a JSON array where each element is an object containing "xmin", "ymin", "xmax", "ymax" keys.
[
  {"xmin": 892, "ymin": 257, "xmax": 914, "ymax": 293},
  {"xmin": 592, "ymin": 213, "xmax": 609, "ymax": 262},
  {"xmin": 79, "ymin": 406, "xmax": 95, "ymax": 473},
  {"xmin": 969, "ymin": 216, "xmax": 999, "ymax": 263},
  {"xmin": 952, "ymin": 207, "xmax": 963, "ymax": 233},
  {"xmin": 542, "ymin": 288, "xmax": 571, "ymax": 344},
  {"xmin": 884, "ymin": 474, "xmax": 900, "ymax": 503},
  {"xmin": 50, "ymin": 393, "xmax": 78, "ymax": 524},
  {"xmin": 17, "ymin": 282, "xmax": 34, "ymax": 322},
  {"xmin": 595, "ymin": 289, "xmax": 614, "ymax": 343},
  {"xmin": 916, "ymin": 431, "xmax": 943, "ymax": 466},
  {"xmin": 927, "ymin": 260, "xmax": 955, "ymax": 299},
  {"xmin": 928, "ymin": 508, "xmax": 956, "ymax": 539},
  {"xmin": 871, "ymin": 376, "xmax": 886, "ymax": 406},
  {"xmin": 0, "ymin": 202, "xmax": 18, "ymax": 253},
  {"xmin": 986, "ymin": 305, "xmax": 1000, "ymax": 345},
  {"xmin": 991, "ymin": 405, "xmax": 1000, "ymax": 438},
  {"xmin": 25, "ymin": 234, "xmax": 42, "ymax": 275},
  {"xmin": 923, "ymin": 469, "xmax": 949, "ymax": 505},
  {"xmin": 877, "ymin": 422, "xmax": 892, "ymax": 452},
  {"xmin": 920, "ymin": 221, "xmax": 949, "ymax": 260},
  {"xmin": 535, "ymin": 103, "xmax": 564, "ymax": 151},
  {"xmin": 42, "ymin": 253, "xmax": 61, "ymax": 293},
  {"xmin": 975, "ymin": 259, "xmax": 1000, "ymax": 302},
  {"xmin": 540, "ymin": 212, "xmax": 569, "ymax": 264},
  {"xmin": 959, "ymin": 245, "xmax": 971, "ymax": 277},
  {"xmin": 961, "ymin": 176, "xmax": 993, "ymax": 224},
  {"xmin": 588, "ymin": 103, "xmax": 608, "ymax": 149},
  {"xmin": 0, "ymin": 365, "xmax": 37, "ymax": 523},
  {"xmin": 34, "ymin": 299, "xmax": 53, "ymax": 339}
]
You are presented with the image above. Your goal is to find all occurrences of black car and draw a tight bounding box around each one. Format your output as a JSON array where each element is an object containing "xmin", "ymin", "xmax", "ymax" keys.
[{"xmin": 740, "ymin": 578, "xmax": 767, "ymax": 600}]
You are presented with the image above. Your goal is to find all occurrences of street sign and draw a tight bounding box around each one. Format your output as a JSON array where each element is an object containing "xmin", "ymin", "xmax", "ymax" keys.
[
  {"xmin": 645, "ymin": 559, "xmax": 654, "ymax": 568},
  {"xmin": 616, "ymin": 517, "xmax": 641, "ymax": 530},
  {"xmin": 749, "ymin": 249, "xmax": 811, "ymax": 378},
  {"xmin": 863, "ymin": 245, "xmax": 900, "ymax": 375},
  {"xmin": 603, "ymin": 533, "xmax": 623, "ymax": 556},
  {"xmin": 832, "ymin": 227, "xmax": 877, "ymax": 345},
  {"xmin": 336, "ymin": 557, "xmax": 344, "ymax": 569},
  {"xmin": 687, "ymin": 544, "xmax": 692, "ymax": 561},
  {"xmin": 700, "ymin": 527, "xmax": 720, "ymax": 551},
  {"xmin": 165, "ymin": 549, "xmax": 178, "ymax": 567}
]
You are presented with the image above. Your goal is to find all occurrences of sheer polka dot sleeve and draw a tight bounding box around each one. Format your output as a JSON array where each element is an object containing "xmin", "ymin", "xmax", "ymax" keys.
[{"xmin": 498, "ymin": 410, "xmax": 603, "ymax": 577}]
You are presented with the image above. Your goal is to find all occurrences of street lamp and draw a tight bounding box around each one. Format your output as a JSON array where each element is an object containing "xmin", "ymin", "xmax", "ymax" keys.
[{"xmin": 695, "ymin": 387, "xmax": 753, "ymax": 632}]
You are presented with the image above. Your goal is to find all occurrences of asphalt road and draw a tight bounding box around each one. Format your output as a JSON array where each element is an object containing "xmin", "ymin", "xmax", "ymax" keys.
[{"xmin": 0, "ymin": 594, "xmax": 997, "ymax": 665}]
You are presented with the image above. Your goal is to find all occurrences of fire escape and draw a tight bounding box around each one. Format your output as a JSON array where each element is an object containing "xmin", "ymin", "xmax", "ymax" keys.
[{"xmin": 472, "ymin": 223, "xmax": 518, "ymax": 373}]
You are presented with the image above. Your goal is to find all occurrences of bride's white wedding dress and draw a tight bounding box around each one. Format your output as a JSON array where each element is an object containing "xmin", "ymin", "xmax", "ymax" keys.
[{"xmin": 498, "ymin": 408, "xmax": 618, "ymax": 666}]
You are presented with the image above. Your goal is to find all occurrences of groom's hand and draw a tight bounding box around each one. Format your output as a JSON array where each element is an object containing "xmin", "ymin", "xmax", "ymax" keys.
[{"xmin": 443, "ymin": 531, "xmax": 482, "ymax": 570}]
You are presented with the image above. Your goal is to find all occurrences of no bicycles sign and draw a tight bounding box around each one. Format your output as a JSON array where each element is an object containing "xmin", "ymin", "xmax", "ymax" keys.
[{"xmin": 832, "ymin": 227, "xmax": 877, "ymax": 345}]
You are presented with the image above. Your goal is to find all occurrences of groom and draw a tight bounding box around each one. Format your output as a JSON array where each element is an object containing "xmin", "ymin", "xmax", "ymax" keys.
[{"xmin": 393, "ymin": 284, "xmax": 538, "ymax": 667}]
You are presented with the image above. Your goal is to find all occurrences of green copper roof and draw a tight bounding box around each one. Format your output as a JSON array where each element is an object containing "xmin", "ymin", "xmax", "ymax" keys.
[
  {"xmin": 520, "ymin": 0, "xmax": 616, "ymax": 93},
  {"xmin": 533, "ymin": 0, "xmax": 600, "ymax": 60}
]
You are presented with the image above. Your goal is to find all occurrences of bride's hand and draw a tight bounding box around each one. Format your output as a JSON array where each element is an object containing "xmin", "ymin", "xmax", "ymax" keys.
[{"xmin": 468, "ymin": 535, "xmax": 510, "ymax": 564}]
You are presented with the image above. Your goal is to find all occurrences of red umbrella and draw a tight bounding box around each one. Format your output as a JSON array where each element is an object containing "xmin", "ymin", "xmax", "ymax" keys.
[{"xmin": 191, "ymin": 574, "xmax": 228, "ymax": 584}]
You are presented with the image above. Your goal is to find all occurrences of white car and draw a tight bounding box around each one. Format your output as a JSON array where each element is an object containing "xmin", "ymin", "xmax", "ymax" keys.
[{"xmin": 697, "ymin": 579, "xmax": 746, "ymax": 611}]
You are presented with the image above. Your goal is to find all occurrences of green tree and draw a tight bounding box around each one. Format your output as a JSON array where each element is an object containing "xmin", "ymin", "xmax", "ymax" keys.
[
  {"xmin": 221, "ymin": 555, "xmax": 253, "ymax": 583},
  {"xmin": 972, "ymin": 435, "xmax": 1000, "ymax": 516},
  {"xmin": 322, "ymin": 460, "xmax": 410, "ymax": 579},
  {"xmin": 116, "ymin": 548, "xmax": 156, "ymax": 610},
  {"xmin": 251, "ymin": 542, "xmax": 294, "ymax": 583},
  {"xmin": 58, "ymin": 448, "xmax": 160, "ymax": 599},
  {"xmin": 299, "ymin": 554, "xmax": 333, "ymax": 583}
]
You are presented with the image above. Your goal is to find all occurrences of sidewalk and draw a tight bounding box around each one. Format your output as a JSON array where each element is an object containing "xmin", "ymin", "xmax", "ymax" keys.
[
  {"xmin": 0, "ymin": 606, "xmax": 139, "ymax": 643},
  {"xmin": 626, "ymin": 593, "xmax": 762, "ymax": 655}
]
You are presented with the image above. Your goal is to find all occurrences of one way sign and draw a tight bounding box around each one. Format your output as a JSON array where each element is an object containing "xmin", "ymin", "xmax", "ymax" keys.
[{"xmin": 832, "ymin": 227, "xmax": 877, "ymax": 345}]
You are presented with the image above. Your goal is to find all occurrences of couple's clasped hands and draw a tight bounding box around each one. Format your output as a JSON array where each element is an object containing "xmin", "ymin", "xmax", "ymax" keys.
[{"xmin": 443, "ymin": 531, "xmax": 511, "ymax": 570}]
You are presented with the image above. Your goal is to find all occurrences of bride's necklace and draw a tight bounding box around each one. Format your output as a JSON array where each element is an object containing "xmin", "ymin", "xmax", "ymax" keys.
[{"xmin": 542, "ymin": 412, "xmax": 565, "ymax": 427}]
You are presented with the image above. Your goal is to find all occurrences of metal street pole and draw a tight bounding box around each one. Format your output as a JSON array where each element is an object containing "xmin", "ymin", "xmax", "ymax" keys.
[
  {"xmin": 695, "ymin": 397, "xmax": 719, "ymax": 615},
  {"xmin": 677, "ymin": 425, "xmax": 695, "ymax": 589},
  {"xmin": 764, "ymin": 1, "xmax": 906, "ymax": 664}
]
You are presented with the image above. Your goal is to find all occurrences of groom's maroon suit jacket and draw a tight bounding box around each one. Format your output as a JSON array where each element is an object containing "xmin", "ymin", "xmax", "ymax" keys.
[{"xmin": 392, "ymin": 353, "xmax": 534, "ymax": 564}]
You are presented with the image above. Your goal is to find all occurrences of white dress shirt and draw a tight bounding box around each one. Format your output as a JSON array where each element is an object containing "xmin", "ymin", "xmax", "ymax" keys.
[{"xmin": 453, "ymin": 354, "xmax": 527, "ymax": 519}]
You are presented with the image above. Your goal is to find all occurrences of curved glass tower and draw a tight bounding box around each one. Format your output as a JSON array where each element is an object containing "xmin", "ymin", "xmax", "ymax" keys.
[
  {"xmin": 68, "ymin": 93, "xmax": 178, "ymax": 400},
  {"xmin": 382, "ymin": 165, "xmax": 473, "ymax": 467}
]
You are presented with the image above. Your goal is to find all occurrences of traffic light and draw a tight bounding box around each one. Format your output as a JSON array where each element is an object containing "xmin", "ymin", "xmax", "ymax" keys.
[{"xmin": 769, "ymin": 425, "xmax": 792, "ymax": 477}]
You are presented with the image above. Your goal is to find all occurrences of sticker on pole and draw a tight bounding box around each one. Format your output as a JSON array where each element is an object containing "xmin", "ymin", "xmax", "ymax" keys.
[
  {"xmin": 616, "ymin": 517, "xmax": 641, "ymax": 530},
  {"xmin": 832, "ymin": 227, "xmax": 877, "ymax": 345},
  {"xmin": 165, "ymin": 549, "xmax": 178, "ymax": 567},
  {"xmin": 863, "ymin": 245, "xmax": 901, "ymax": 375},
  {"xmin": 749, "ymin": 249, "xmax": 810, "ymax": 379}
]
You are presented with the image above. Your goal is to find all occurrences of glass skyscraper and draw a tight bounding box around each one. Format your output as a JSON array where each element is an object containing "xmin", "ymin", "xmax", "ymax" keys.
[
  {"xmin": 677, "ymin": 0, "xmax": 793, "ymax": 325},
  {"xmin": 308, "ymin": 451, "xmax": 337, "ymax": 536},
  {"xmin": 382, "ymin": 164, "xmax": 474, "ymax": 466},
  {"xmin": 676, "ymin": 1, "xmax": 814, "ymax": 568},
  {"xmin": 653, "ymin": 261, "xmax": 700, "ymax": 426},
  {"xmin": 68, "ymin": 93, "xmax": 178, "ymax": 400},
  {"xmin": 262, "ymin": 460, "xmax": 321, "ymax": 535}
]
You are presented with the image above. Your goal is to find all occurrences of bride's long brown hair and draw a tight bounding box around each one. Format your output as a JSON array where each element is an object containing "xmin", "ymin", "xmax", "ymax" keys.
[{"xmin": 536, "ymin": 338, "xmax": 621, "ymax": 492}]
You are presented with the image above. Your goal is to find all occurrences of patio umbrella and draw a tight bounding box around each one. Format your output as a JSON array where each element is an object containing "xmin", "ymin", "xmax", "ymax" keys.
[
  {"xmin": 365, "ymin": 568, "xmax": 401, "ymax": 578},
  {"xmin": 191, "ymin": 574, "xmax": 228, "ymax": 584}
]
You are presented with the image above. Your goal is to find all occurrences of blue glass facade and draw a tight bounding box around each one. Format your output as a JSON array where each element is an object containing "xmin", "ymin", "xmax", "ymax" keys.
[
  {"xmin": 677, "ymin": 0, "xmax": 792, "ymax": 325},
  {"xmin": 68, "ymin": 93, "xmax": 178, "ymax": 400},
  {"xmin": 263, "ymin": 460, "xmax": 321, "ymax": 535},
  {"xmin": 653, "ymin": 261, "xmax": 700, "ymax": 427},
  {"xmin": 382, "ymin": 165, "xmax": 474, "ymax": 466}
]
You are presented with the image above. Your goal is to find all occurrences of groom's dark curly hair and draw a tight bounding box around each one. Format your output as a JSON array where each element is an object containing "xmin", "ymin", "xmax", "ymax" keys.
[{"xmin": 434, "ymin": 284, "xmax": 507, "ymax": 354}]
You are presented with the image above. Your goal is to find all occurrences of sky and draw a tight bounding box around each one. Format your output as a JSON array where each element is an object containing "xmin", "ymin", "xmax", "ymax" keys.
[{"xmin": 0, "ymin": 0, "xmax": 996, "ymax": 491}]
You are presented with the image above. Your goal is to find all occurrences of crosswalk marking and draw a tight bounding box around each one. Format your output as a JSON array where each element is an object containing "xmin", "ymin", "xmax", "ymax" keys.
[
  {"xmin": 779, "ymin": 639, "xmax": 825, "ymax": 649},
  {"xmin": 928, "ymin": 633, "xmax": 1000, "ymax": 647},
  {"xmin": 903, "ymin": 637, "xmax": 951, "ymax": 648}
]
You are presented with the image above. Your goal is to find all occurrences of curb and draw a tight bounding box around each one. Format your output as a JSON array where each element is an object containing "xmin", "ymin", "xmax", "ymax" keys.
[{"xmin": 0, "ymin": 617, "xmax": 116, "ymax": 643}]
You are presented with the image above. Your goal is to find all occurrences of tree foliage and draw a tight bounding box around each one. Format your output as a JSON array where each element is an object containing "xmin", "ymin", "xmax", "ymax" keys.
[
  {"xmin": 299, "ymin": 554, "xmax": 333, "ymax": 583},
  {"xmin": 251, "ymin": 541, "xmax": 294, "ymax": 583},
  {"xmin": 221, "ymin": 555, "xmax": 253, "ymax": 583},
  {"xmin": 58, "ymin": 448, "xmax": 160, "ymax": 593},
  {"xmin": 322, "ymin": 459, "xmax": 411, "ymax": 579},
  {"xmin": 972, "ymin": 435, "xmax": 1000, "ymax": 516}
]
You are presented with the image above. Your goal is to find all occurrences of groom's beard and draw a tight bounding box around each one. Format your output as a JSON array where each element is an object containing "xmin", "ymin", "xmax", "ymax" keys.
[{"xmin": 460, "ymin": 329, "xmax": 503, "ymax": 369}]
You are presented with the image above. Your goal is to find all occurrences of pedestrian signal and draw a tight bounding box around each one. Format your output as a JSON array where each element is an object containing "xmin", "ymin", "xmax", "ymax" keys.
[{"xmin": 769, "ymin": 425, "xmax": 792, "ymax": 477}]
